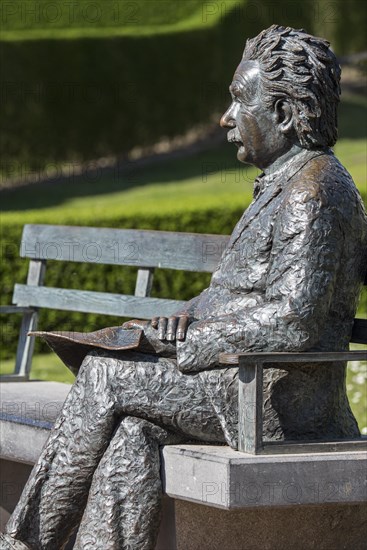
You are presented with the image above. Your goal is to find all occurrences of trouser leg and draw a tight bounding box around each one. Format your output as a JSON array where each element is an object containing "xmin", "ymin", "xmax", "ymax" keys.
[
  {"xmin": 74, "ymin": 416, "xmax": 181, "ymax": 550},
  {"xmin": 72, "ymin": 352, "xmax": 227, "ymax": 550},
  {"xmin": 5, "ymin": 357, "xmax": 119, "ymax": 550},
  {"xmin": 5, "ymin": 351, "xmax": 230, "ymax": 549}
]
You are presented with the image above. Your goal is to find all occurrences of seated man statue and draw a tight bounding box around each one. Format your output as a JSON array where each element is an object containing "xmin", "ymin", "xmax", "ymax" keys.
[{"xmin": 1, "ymin": 25, "xmax": 366, "ymax": 550}]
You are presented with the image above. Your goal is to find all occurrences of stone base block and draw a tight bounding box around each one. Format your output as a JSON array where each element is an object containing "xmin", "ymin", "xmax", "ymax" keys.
[{"xmin": 175, "ymin": 499, "xmax": 367, "ymax": 550}]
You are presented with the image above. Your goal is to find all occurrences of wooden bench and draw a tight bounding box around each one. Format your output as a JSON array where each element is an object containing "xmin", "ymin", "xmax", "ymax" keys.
[
  {"xmin": 2, "ymin": 223, "xmax": 366, "ymax": 449},
  {"xmin": 1, "ymin": 223, "xmax": 366, "ymax": 548}
]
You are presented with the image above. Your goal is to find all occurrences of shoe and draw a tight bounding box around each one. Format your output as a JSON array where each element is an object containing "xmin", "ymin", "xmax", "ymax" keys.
[{"xmin": 0, "ymin": 534, "xmax": 30, "ymax": 550}]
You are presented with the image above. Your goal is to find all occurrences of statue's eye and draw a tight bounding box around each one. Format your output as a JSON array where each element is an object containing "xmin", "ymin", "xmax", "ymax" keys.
[
  {"xmin": 230, "ymin": 82, "xmax": 254, "ymax": 107},
  {"xmin": 234, "ymin": 93, "xmax": 248, "ymax": 107},
  {"xmin": 231, "ymin": 84, "xmax": 242, "ymax": 96},
  {"xmin": 230, "ymin": 89, "xmax": 243, "ymax": 104}
]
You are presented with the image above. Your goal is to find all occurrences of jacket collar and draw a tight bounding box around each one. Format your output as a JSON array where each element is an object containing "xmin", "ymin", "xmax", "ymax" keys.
[
  {"xmin": 254, "ymin": 148, "xmax": 329, "ymax": 198},
  {"xmin": 229, "ymin": 149, "xmax": 329, "ymax": 247}
]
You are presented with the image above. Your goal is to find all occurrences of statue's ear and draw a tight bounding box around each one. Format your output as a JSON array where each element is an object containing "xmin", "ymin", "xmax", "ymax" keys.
[{"xmin": 274, "ymin": 100, "xmax": 294, "ymax": 134}]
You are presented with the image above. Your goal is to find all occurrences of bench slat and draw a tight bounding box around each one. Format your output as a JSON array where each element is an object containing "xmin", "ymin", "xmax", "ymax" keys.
[
  {"xmin": 0, "ymin": 306, "xmax": 34, "ymax": 314},
  {"xmin": 20, "ymin": 224, "xmax": 229, "ymax": 272},
  {"xmin": 13, "ymin": 284, "xmax": 185, "ymax": 319}
]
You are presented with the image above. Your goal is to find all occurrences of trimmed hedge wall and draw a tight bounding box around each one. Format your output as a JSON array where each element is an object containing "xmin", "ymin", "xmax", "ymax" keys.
[
  {"xmin": 0, "ymin": 0, "xmax": 321, "ymax": 175},
  {"xmin": 2, "ymin": 0, "xmax": 365, "ymax": 175},
  {"xmin": 0, "ymin": 1, "xmax": 206, "ymax": 32},
  {"xmin": 0, "ymin": 7, "xmax": 246, "ymax": 173},
  {"xmin": 2, "ymin": 1, "xmax": 367, "ymax": 177}
]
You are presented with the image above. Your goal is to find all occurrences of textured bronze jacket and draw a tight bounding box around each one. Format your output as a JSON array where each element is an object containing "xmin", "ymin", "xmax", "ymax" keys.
[{"xmin": 174, "ymin": 148, "xmax": 367, "ymax": 445}]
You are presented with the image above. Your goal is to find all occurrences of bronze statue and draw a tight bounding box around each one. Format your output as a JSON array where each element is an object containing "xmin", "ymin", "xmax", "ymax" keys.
[{"xmin": 1, "ymin": 25, "xmax": 367, "ymax": 550}]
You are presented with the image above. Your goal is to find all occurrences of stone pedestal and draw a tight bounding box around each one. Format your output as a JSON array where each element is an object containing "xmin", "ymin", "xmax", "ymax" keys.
[{"xmin": 174, "ymin": 500, "xmax": 367, "ymax": 550}]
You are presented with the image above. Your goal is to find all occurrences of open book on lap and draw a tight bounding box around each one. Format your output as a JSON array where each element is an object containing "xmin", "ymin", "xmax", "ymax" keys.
[{"xmin": 29, "ymin": 327, "xmax": 143, "ymax": 376}]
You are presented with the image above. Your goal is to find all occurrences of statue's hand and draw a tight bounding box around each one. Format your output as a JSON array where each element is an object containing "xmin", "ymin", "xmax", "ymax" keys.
[
  {"xmin": 122, "ymin": 319, "xmax": 150, "ymax": 331},
  {"xmin": 151, "ymin": 315, "xmax": 190, "ymax": 341},
  {"xmin": 122, "ymin": 315, "xmax": 191, "ymax": 344},
  {"xmin": 122, "ymin": 317, "xmax": 177, "ymax": 357}
]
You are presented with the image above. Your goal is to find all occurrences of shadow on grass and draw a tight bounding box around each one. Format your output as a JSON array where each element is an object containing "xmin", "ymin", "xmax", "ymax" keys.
[
  {"xmin": 0, "ymin": 140, "xmax": 246, "ymax": 211},
  {"xmin": 1, "ymin": 95, "xmax": 366, "ymax": 212}
]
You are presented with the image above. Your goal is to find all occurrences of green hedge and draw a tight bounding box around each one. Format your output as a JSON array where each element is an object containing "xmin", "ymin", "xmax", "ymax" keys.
[
  {"xmin": 2, "ymin": 0, "xmax": 365, "ymax": 176},
  {"xmin": 0, "ymin": 5, "xmax": 246, "ymax": 175},
  {"xmin": 1, "ymin": 1, "xmax": 366, "ymax": 177},
  {"xmin": 0, "ymin": 1, "xmax": 207, "ymax": 33},
  {"xmin": 0, "ymin": 0, "xmax": 328, "ymax": 177}
]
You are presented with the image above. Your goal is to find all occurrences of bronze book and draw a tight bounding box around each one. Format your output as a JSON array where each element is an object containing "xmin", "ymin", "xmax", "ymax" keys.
[{"xmin": 29, "ymin": 327, "xmax": 143, "ymax": 376}]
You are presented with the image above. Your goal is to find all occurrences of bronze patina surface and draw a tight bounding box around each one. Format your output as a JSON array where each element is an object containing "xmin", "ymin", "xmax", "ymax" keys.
[{"xmin": 2, "ymin": 25, "xmax": 367, "ymax": 550}]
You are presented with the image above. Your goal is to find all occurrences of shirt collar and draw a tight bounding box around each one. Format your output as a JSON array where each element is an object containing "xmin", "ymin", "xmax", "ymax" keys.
[{"xmin": 253, "ymin": 148, "xmax": 331, "ymax": 199}]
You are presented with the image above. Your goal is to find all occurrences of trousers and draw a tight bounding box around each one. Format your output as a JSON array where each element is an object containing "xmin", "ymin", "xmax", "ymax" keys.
[{"xmin": 5, "ymin": 351, "xmax": 232, "ymax": 550}]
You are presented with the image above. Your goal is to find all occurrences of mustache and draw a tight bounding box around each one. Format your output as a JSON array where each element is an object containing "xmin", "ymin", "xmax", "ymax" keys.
[{"xmin": 227, "ymin": 130, "xmax": 242, "ymax": 143}]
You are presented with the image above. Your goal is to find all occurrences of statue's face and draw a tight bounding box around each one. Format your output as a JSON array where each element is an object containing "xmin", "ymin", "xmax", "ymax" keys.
[{"xmin": 220, "ymin": 59, "xmax": 288, "ymax": 170}]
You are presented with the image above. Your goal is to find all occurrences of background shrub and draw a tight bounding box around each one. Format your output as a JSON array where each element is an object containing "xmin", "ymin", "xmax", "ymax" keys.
[{"xmin": 2, "ymin": 0, "xmax": 366, "ymax": 175}]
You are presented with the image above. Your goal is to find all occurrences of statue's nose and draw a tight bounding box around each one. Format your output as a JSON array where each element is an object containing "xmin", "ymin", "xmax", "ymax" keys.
[{"xmin": 220, "ymin": 108, "xmax": 235, "ymax": 128}]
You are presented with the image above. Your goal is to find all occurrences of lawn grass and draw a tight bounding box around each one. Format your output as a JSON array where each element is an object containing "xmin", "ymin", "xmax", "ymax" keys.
[
  {"xmin": 346, "ymin": 353, "xmax": 367, "ymax": 435},
  {"xmin": 1, "ymin": 137, "xmax": 365, "ymax": 224},
  {"xmin": 0, "ymin": 0, "xmax": 240, "ymax": 41},
  {"xmin": 0, "ymin": 353, "xmax": 74, "ymax": 384},
  {"xmin": 1, "ymin": 94, "xmax": 365, "ymax": 223},
  {"xmin": 0, "ymin": 143, "xmax": 257, "ymax": 222}
]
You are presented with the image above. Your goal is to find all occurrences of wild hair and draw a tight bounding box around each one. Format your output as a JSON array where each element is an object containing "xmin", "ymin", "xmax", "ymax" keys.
[{"xmin": 243, "ymin": 25, "xmax": 341, "ymax": 148}]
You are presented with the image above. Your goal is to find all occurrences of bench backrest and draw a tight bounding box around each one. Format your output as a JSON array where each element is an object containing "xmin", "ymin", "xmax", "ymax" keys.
[
  {"xmin": 7, "ymin": 224, "xmax": 229, "ymax": 379},
  {"xmin": 15, "ymin": 224, "xmax": 229, "ymax": 318},
  {"xmin": 6, "ymin": 224, "xmax": 367, "ymax": 379}
]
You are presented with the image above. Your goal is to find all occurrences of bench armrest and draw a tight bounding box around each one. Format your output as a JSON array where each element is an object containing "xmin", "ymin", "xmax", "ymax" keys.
[
  {"xmin": 219, "ymin": 350, "xmax": 366, "ymax": 455},
  {"xmin": 219, "ymin": 350, "xmax": 367, "ymax": 365},
  {"xmin": 0, "ymin": 306, "xmax": 35, "ymax": 314}
]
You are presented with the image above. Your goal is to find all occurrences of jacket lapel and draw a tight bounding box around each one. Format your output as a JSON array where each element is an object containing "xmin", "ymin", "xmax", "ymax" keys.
[
  {"xmin": 228, "ymin": 149, "xmax": 327, "ymax": 250},
  {"xmin": 228, "ymin": 177, "xmax": 283, "ymax": 248}
]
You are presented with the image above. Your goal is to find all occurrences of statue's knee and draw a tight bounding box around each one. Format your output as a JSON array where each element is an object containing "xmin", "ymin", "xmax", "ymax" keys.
[
  {"xmin": 119, "ymin": 417, "xmax": 169, "ymax": 443},
  {"xmin": 120, "ymin": 416, "xmax": 145, "ymax": 433},
  {"xmin": 77, "ymin": 352, "xmax": 112, "ymax": 385},
  {"xmin": 77, "ymin": 353, "xmax": 97, "ymax": 377}
]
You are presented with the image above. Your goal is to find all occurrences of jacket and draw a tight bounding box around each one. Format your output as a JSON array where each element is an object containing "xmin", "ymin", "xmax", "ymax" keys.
[{"xmin": 176, "ymin": 148, "xmax": 367, "ymax": 446}]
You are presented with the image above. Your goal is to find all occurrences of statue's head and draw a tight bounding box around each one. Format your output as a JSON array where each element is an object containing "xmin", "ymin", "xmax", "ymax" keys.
[{"xmin": 221, "ymin": 25, "xmax": 341, "ymax": 169}]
